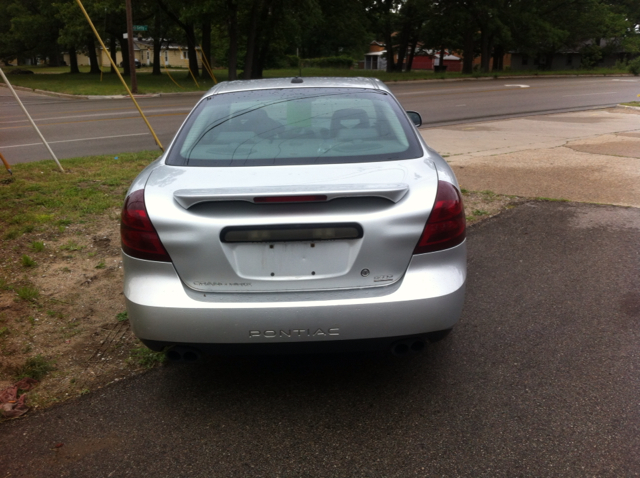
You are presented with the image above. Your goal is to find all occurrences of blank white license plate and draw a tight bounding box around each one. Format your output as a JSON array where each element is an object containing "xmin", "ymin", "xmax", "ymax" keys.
[{"xmin": 227, "ymin": 241, "xmax": 356, "ymax": 280}]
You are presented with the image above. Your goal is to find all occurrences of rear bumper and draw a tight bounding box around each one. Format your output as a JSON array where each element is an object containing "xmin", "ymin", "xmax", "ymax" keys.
[{"xmin": 123, "ymin": 241, "xmax": 466, "ymax": 346}]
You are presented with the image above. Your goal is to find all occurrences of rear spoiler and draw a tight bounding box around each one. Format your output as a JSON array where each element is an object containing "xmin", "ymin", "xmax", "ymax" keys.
[{"xmin": 173, "ymin": 184, "xmax": 409, "ymax": 209}]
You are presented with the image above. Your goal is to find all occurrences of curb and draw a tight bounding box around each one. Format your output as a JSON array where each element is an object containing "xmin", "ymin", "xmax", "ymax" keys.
[
  {"xmin": 0, "ymin": 83, "xmax": 201, "ymax": 100},
  {"xmin": 2, "ymin": 74, "xmax": 636, "ymax": 100},
  {"xmin": 0, "ymin": 83, "xmax": 88, "ymax": 100},
  {"xmin": 615, "ymin": 104, "xmax": 640, "ymax": 111},
  {"xmin": 384, "ymin": 73, "xmax": 635, "ymax": 85}
]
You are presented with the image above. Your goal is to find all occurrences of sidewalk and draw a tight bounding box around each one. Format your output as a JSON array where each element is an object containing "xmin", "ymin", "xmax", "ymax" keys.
[{"xmin": 421, "ymin": 107, "xmax": 640, "ymax": 207}]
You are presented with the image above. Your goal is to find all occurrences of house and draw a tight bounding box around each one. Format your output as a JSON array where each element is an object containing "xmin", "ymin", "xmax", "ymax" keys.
[
  {"xmin": 412, "ymin": 49, "xmax": 463, "ymax": 72},
  {"xmin": 62, "ymin": 39, "xmax": 202, "ymax": 69},
  {"xmin": 361, "ymin": 41, "xmax": 462, "ymax": 72},
  {"xmin": 359, "ymin": 41, "xmax": 462, "ymax": 71}
]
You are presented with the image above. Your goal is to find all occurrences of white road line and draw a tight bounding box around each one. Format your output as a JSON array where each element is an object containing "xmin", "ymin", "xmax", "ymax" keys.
[
  {"xmin": 0, "ymin": 107, "xmax": 191, "ymax": 125},
  {"xmin": 2, "ymin": 132, "xmax": 150, "ymax": 149},
  {"xmin": 456, "ymin": 104, "xmax": 467, "ymax": 107},
  {"xmin": 562, "ymin": 92, "xmax": 616, "ymax": 97},
  {"xmin": 504, "ymin": 84, "xmax": 530, "ymax": 88}
]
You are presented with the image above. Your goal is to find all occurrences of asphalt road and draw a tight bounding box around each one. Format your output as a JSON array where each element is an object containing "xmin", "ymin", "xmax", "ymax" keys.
[
  {"xmin": 1, "ymin": 76, "xmax": 639, "ymax": 164},
  {"xmin": 1, "ymin": 201, "xmax": 638, "ymax": 477}
]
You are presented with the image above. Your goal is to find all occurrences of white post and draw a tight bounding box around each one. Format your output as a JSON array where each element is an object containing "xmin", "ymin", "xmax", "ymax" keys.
[{"xmin": 0, "ymin": 67, "xmax": 65, "ymax": 173}]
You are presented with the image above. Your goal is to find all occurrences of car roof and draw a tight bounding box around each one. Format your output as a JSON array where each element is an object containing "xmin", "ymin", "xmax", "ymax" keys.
[{"xmin": 205, "ymin": 77, "xmax": 391, "ymax": 97}]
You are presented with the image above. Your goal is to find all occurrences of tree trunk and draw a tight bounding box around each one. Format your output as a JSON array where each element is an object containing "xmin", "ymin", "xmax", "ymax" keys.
[
  {"xmin": 153, "ymin": 35, "xmax": 162, "ymax": 75},
  {"xmin": 122, "ymin": 38, "xmax": 131, "ymax": 75},
  {"xmin": 243, "ymin": 0, "xmax": 261, "ymax": 79},
  {"xmin": 86, "ymin": 38, "xmax": 101, "ymax": 74},
  {"xmin": 480, "ymin": 30, "xmax": 492, "ymax": 72},
  {"xmin": 384, "ymin": 29, "xmax": 396, "ymax": 73},
  {"xmin": 492, "ymin": 45, "xmax": 503, "ymax": 71},
  {"xmin": 227, "ymin": 0, "xmax": 238, "ymax": 81},
  {"xmin": 462, "ymin": 28, "xmax": 474, "ymax": 74},
  {"xmin": 69, "ymin": 46, "xmax": 80, "ymax": 74},
  {"xmin": 109, "ymin": 34, "xmax": 118, "ymax": 73},
  {"xmin": 405, "ymin": 36, "xmax": 419, "ymax": 73},
  {"xmin": 201, "ymin": 20, "xmax": 212, "ymax": 78},
  {"xmin": 395, "ymin": 27, "xmax": 410, "ymax": 72},
  {"xmin": 184, "ymin": 22, "xmax": 199, "ymax": 78},
  {"xmin": 48, "ymin": 46, "xmax": 61, "ymax": 67}
]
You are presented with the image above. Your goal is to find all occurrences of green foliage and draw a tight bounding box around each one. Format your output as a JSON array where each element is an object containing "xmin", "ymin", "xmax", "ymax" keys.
[
  {"xmin": 628, "ymin": 57, "xmax": 640, "ymax": 76},
  {"xmin": 16, "ymin": 286, "xmax": 39, "ymax": 302},
  {"xmin": 0, "ymin": 278, "xmax": 13, "ymax": 291},
  {"xmin": 95, "ymin": 261, "xmax": 106, "ymax": 269},
  {"xmin": 300, "ymin": 56, "xmax": 355, "ymax": 69},
  {"xmin": 14, "ymin": 354, "xmax": 55, "ymax": 381},
  {"xmin": 128, "ymin": 346, "xmax": 166, "ymax": 368},
  {"xmin": 31, "ymin": 241, "xmax": 45, "ymax": 252},
  {"xmin": 116, "ymin": 312, "xmax": 128, "ymax": 322},
  {"xmin": 21, "ymin": 255, "xmax": 37, "ymax": 268},
  {"xmin": 60, "ymin": 242, "xmax": 83, "ymax": 252},
  {"xmin": 580, "ymin": 44, "xmax": 603, "ymax": 69}
]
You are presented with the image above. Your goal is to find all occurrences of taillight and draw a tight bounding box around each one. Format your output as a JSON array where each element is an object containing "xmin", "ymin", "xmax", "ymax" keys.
[
  {"xmin": 413, "ymin": 181, "xmax": 466, "ymax": 254},
  {"xmin": 121, "ymin": 189, "xmax": 172, "ymax": 262}
]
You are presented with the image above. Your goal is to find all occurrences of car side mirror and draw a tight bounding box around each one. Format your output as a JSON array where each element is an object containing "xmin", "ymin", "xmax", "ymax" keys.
[{"xmin": 406, "ymin": 111, "xmax": 422, "ymax": 127}]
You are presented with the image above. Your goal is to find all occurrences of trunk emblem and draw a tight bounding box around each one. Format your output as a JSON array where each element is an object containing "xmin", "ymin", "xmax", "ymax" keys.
[{"xmin": 361, "ymin": 269, "xmax": 370, "ymax": 277}]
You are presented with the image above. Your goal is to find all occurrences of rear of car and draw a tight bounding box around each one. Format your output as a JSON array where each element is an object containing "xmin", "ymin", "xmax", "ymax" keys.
[{"xmin": 121, "ymin": 78, "xmax": 466, "ymax": 357}]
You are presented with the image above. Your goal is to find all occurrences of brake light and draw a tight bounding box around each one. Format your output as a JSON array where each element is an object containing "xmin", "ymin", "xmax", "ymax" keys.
[
  {"xmin": 413, "ymin": 181, "xmax": 466, "ymax": 254},
  {"xmin": 121, "ymin": 189, "xmax": 172, "ymax": 262},
  {"xmin": 254, "ymin": 195, "xmax": 328, "ymax": 203}
]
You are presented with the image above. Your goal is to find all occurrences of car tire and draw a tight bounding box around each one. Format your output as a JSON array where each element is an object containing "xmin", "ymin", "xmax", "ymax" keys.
[{"xmin": 426, "ymin": 328, "xmax": 453, "ymax": 343}]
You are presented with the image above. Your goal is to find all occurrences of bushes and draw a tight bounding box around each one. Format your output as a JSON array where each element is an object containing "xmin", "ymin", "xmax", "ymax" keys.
[
  {"xmin": 628, "ymin": 57, "xmax": 640, "ymax": 76},
  {"xmin": 282, "ymin": 55, "xmax": 355, "ymax": 69}
]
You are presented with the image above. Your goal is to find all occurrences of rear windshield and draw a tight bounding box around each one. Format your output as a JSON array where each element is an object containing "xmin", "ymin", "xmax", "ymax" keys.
[{"xmin": 165, "ymin": 88, "xmax": 423, "ymax": 167}]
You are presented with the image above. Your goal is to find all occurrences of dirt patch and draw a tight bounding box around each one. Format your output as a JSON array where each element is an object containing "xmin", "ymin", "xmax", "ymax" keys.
[
  {"xmin": 461, "ymin": 190, "xmax": 525, "ymax": 225},
  {"xmin": 0, "ymin": 211, "xmax": 148, "ymax": 412},
  {"xmin": 567, "ymin": 140, "xmax": 640, "ymax": 158}
]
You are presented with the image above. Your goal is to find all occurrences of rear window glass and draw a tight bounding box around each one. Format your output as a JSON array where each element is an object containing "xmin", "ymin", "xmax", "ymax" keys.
[{"xmin": 166, "ymin": 88, "xmax": 423, "ymax": 166}]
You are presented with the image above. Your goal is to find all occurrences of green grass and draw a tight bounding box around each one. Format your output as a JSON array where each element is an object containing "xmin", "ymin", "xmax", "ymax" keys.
[
  {"xmin": 536, "ymin": 197, "xmax": 570, "ymax": 202},
  {"xmin": 14, "ymin": 354, "xmax": 55, "ymax": 381},
  {"xmin": 21, "ymin": 254, "xmax": 37, "ymax": 267},
  {"xmin": 472, "ymin": 209, "xmax": 489, "ymax": 216},
  {"xmin": 0, "ymin": 150, "xmax": 158, "ymax": 240},
  {"xmin": 1, "ymin": 65, "xmax": 632, "ymax": 96},
  {"xmin": 116, "ymin": 312, "xmax": 128, "ymax": 322},
  {"xmin": 620, "ymin": 101, "xmax": 640, "ymax": 107},
  {"xmin": 60, "ymin": 241, "xmax": 83, "ymax": 252},
  {"xmin": 16, "ymin": 285, "xmax": 39, "ymax": 302},
  {"xmin": 128, "ymin": 345, "xmax": 166, "ymax": 368},
  {"xmin": 31, "ymin": 241, "xmax": 45, "ymax": 252}
]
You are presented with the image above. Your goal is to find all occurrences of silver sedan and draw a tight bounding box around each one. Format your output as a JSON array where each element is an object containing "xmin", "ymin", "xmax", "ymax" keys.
[{"xmin": 121, "ymin": 77, "xmax": 466, "ymax": 360}]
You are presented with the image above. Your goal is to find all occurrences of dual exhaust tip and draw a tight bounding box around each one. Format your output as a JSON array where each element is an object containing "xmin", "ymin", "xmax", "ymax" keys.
[
  {"xmin": 390, "ymin": 338, "xmax": 426, "ymax": 356},
  {"xmin": 166, "ymin": 346, "xmax": 202, "ymax": 363}
]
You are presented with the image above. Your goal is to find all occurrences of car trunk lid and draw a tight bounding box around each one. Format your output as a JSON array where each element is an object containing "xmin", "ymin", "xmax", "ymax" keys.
[{"xmin": 144, "ymin": 159, "xmax": 438, "ymax": 292}]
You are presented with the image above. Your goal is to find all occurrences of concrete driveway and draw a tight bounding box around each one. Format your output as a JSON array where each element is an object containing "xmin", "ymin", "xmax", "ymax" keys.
[{"xmin": 422, "ymin": 107, "xmax": 640, "ymax": 207}]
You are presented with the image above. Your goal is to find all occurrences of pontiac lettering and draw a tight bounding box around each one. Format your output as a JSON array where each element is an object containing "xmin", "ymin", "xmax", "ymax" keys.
[
  {"xmin": 249, "ymin": 328, "xmax": 340, "ymax": 338},
  {"xmin": 194, "ymin": 281, "xmax": 252, "ymax": 287}
]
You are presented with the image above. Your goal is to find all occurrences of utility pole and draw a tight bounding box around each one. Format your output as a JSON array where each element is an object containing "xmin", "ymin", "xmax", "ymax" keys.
[{"xmin": 125, "ymin": 0, "xmax": 137, "ymax": 93}]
